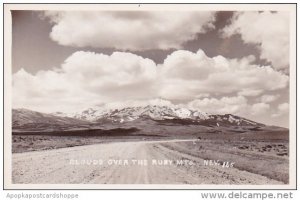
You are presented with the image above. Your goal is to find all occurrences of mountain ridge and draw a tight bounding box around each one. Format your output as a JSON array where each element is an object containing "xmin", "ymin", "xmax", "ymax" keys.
[
  {"xmin": 51, "ymin": 104, "xmax": 263, "ymax": 127},
  {"xmin": 12, "ymin": 108, "xmax": 89, "ymax": 130},
  {"xmin": 13, "ymin": 100, "xmax": 266, "ymax": 131}
]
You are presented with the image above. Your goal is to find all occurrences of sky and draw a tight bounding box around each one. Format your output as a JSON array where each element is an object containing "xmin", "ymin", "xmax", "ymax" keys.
[{"xmin": 11, "ymin": 10, "xmax": 290, "ymax": 127}]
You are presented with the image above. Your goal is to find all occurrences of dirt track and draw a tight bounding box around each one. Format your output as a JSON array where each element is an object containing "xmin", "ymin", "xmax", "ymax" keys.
[{"xmin": 12, "ymin": 139, "xmax": 283, "ymax": 184}]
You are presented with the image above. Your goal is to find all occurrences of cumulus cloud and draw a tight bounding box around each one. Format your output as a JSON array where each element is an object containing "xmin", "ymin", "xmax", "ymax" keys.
[
  {"xmin": 187, "ymin": 96, "xmax": 248, "ymax": 115},
  {"xmin": 278, "ymin": 102, "xmax": 289, "ymax": 113},
  {"xmin": 251, "ymin": 103, "xmax": 270, "ymax": 116},
  {"xmin": 43, "ymin": 11, "xmax": 216, "ymax": 51},
  {"xmin": 97, "ymin": 98, "xmax": 175, "ymax": 110},
  {"xmin": 159, "ymin": 49, "xmax": 288, "ymax": 100},
  {"xmin": 187, "ymin": 96, "xmax": 270, "ymax": 118},
  {"xmin": 61, "ymin": 51, "xmax": 157, "ymax": 96},
  {"xmin": 13, "ymin": 51, "xmax": 158, "ymax": 112},
  {"xmin": 272, "ymin": 102, "xmax": 289, "ymax": 118},
  {"xmin": 13, "ymin": 49, "xmax": 289, "ymax": 117},
  {"xmin": 222, "ymin": 11, "xmax": 289, "ymax": 70},
  {"xmin": 260, "ymin": 94, "xmax": 279, "ymax": 103}
]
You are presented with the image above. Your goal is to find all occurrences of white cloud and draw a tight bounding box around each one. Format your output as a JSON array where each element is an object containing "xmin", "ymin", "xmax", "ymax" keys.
[
  {"xmin": 222, "ymin": 11, "xmax": 289, "ymax": 70},
  {"xmin": 13, "ymin": 49, "xmax": 289, "ymax": 118},
  {"xmin": 238, "ymin": 89, "xmax": 263, "ymax": 97},
  {"xmin": 61, "ymin": 51, "xmax": 157, "ymax": 95},
  {"xmin": 251, "ymin": 103, "xmax": 270, "ymax": 116},
  {"xmin": 278, "ymin": 102, "xmax": 289, "ymax": 113},
  {"xmin": 260, "ymin": 94, "xmax": 279, "ymax": 103},
  {"xmin": 272, "ymin": 102, "xmax": 289, "ymax": 118},
  {"xmin": 159, "ymin": 49, "xmax": 289, "ymax": 100},
  {"xmin": 98, "ymin": 98, "xmax": 174, "ymax": 110},
  {"xmin": 13, "ymin": 51, "xmax": 158, "ymax": 112},
  {"xmin": 187, "ymin": 96, "xmax": 248, "ymax": 115},
  {"xmin": 44, "ymin": 11, "xmax": 216, "ymax": 51},
  {"xmin": 187, "ymin": 96, "xmax": 270, "ymax": 117}
]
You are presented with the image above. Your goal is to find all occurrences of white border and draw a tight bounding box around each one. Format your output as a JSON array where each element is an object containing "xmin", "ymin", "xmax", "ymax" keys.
[{"xmin": 3, "ymin": 3, "xmax": 297, "ymax": 190}]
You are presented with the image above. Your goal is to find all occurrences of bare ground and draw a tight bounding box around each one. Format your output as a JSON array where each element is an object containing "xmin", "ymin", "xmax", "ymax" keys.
[{"xmin": 12, "ymin": 139, "xmax": 285, "ymax": 185}]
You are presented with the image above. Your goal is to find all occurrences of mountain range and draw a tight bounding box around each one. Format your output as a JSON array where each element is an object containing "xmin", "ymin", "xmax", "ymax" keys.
[
  {"xmin": 53, "ymin": 104, "xmax": 261, "ymax": 126},
  {"xmin": 13, "ymin": 102, "xmax": 263, "ymax": 132}
]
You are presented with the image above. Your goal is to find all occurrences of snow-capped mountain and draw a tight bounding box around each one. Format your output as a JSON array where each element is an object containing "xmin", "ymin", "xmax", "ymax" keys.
[
  {"xmin": 53, "ymin": 103, "xmax": 209, "ymax": 122},
  {"xmin": 13, "ymin": 98, "xmax": 263, "ymax": 130},
  {"xmin": 95, "ymin": 105, "xmax": 209, "ymax": 122},
  {"xmin": 52, "ymin": 103, "xmax": 262, "ymax": 127}
]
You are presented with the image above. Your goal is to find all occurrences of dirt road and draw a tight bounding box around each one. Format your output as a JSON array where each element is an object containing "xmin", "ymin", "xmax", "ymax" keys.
[{"xmin": 12, "ymin": 139, "xmax": 283, "ymax": 184}]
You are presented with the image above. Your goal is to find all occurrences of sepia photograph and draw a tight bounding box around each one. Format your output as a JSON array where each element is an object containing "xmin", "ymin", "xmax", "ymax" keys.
[{"xmin": 3, "ymin": 3, "xmax": 297, "ymax": 189}]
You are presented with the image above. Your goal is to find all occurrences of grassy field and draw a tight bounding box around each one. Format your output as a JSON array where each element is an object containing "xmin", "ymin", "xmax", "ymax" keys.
[{"xmin": 160, "ymin": 130, "xmax": 289, "ymax": 183}]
